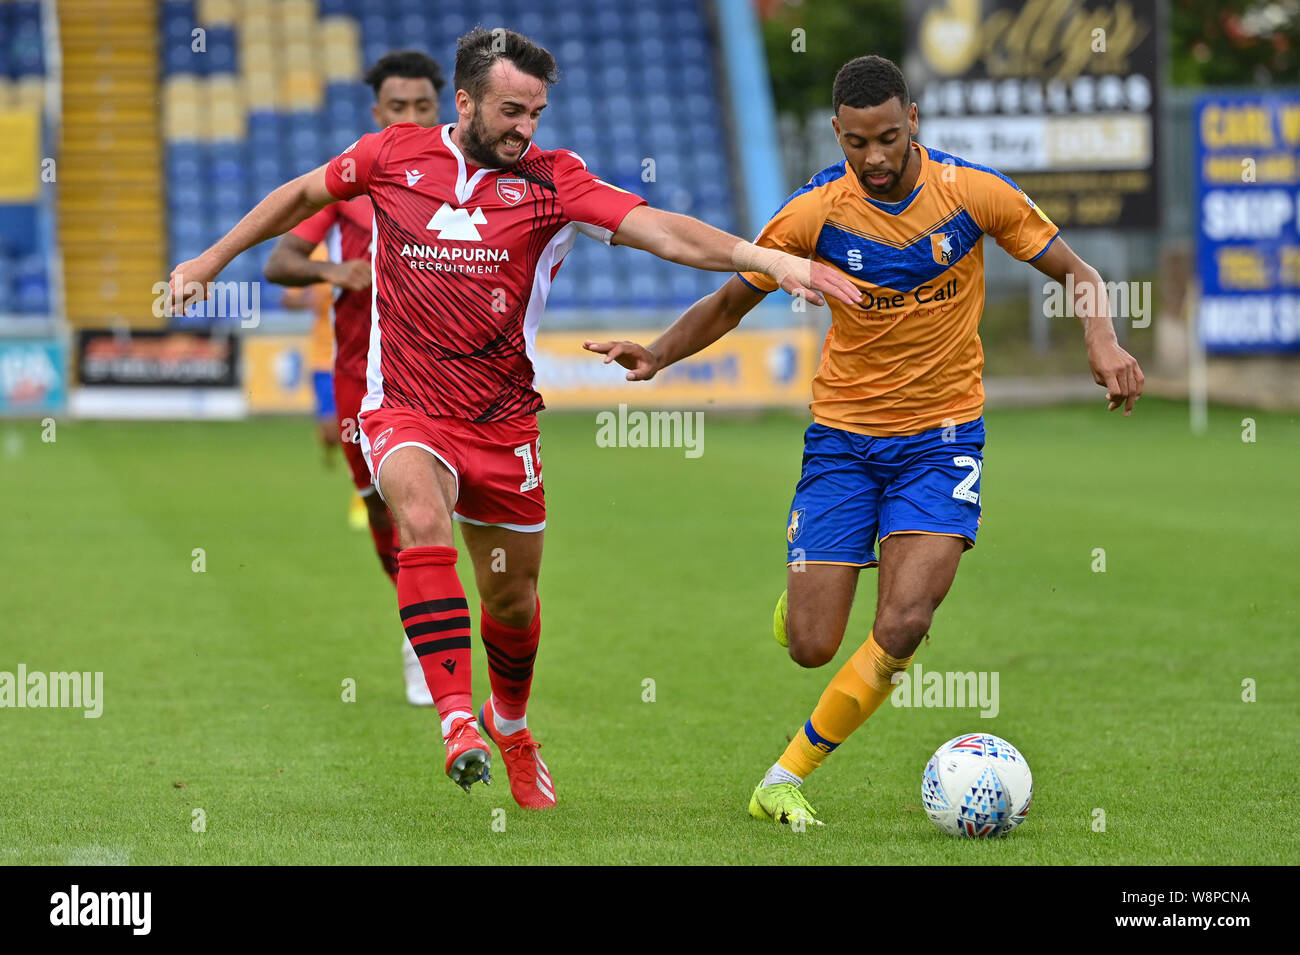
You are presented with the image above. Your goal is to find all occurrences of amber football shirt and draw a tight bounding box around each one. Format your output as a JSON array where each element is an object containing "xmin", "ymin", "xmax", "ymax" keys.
[{"xmin": 740, "ymin": 143, "xmax": 1059, "ymax": 436}]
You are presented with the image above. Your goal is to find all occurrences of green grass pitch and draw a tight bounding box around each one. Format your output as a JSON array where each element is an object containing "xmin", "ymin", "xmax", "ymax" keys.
[{"xmin": 1, "ymin": 399, "xmax": 1296, "ymax": 865}]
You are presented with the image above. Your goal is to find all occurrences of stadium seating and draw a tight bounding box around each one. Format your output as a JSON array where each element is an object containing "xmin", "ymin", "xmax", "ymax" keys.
[
  {"xmin": 159, "ymin": 0, "xmax": 741, "ymax": 318},
  {"xmin": 0, "ymin": 0, "xmax": 51, "ymax": 316}
]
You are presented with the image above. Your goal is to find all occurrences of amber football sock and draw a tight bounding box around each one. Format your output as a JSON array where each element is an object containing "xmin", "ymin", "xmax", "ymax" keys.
[{"xmin": 776, "ymin": 632, "xmax": 913, "ymax": 780}]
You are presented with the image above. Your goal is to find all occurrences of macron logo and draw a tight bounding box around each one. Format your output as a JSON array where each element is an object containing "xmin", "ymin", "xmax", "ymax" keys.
[
  {"xmin": 405, "ymin": 169, "xmax": 424, "ymax": 187},
  {"xmin": 426, "ymin": 202, "xmax": 487, "ymax": 241}
]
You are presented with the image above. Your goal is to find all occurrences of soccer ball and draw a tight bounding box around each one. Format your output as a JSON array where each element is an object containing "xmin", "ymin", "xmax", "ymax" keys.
[{"xmin": 921, "ymin": 733, "xmax": 1032, "ymax": 838}]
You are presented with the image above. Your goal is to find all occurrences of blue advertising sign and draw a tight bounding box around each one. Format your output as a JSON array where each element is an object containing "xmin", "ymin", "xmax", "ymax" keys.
[
  {"xmin": 1195, "ymin": 93, "xmax": 1300, "ymax": 352},
  {"xmin": 0, "ymin": 338, "xmax": 65, "ymax": 415}
]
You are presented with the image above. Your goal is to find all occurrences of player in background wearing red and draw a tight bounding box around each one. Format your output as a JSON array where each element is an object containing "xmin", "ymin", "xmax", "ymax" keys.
[
  {"xmin": 263, "ymin": 51, "xmax": 446, "ymax": 707},
  {"xmin": 167, "ymin": 27, "xmax": 861, "ymax": 810}
]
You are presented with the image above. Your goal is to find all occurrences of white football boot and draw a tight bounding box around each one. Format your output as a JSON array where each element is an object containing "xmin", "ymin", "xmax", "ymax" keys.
[{"xmin": 402, "ymin": 637, "xmax": 434, "ymax": 706}]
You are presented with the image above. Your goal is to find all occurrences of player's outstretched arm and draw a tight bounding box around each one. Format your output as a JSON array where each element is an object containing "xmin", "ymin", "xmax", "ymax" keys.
[
  {"xmin": 583, "ymin": 275, "xmax": 765, "ymax": 381},
  {"xmin": 263, "ymin": 233, "xmax": 371, "ymax": 291},
  {"xmin": 1032, "ymin": 238, "xmax": 1145, "ymax": 415},
  {"xmin": 611, "ymin": 205, "xmax": 860, "ymax": 308},
  {"xmin": 166, "ymin": 165, "xmax": 337, "ymax": 314}
]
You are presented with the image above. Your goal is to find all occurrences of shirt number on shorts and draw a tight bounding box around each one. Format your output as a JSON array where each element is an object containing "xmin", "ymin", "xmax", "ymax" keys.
[
  {"xmin": 951, "ymin": 455, "xmax": 981, "ymax": 504},
  {"xmin": 514, "ymin": 442, "xmax": 540, "ymax": 492}
]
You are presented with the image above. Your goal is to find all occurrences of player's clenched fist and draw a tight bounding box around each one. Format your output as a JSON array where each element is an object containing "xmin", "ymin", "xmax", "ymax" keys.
[
  {"xmin": 164, "ymin": 256, "xmax": 219, "ymax": 316},
  {"xmin": 325, "ymin": 258, "xmax": 372, "ymax": 292},
  {"xmin": 582, "ymin": 339, "xmax": 659, "ymax": 381}
]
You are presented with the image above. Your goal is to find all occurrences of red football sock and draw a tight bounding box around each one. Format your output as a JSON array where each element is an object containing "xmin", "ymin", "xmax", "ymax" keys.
[
  {"xmin": 480, "ymin": 596, "xmax": 540, "ymax": 721},
  {"xmin": 368, "ymin": 505, "xmax": 399, "ymax": 585},
  {"xmin": 398, "ymin": 546, "xmax": 472, "ymax": 725}
]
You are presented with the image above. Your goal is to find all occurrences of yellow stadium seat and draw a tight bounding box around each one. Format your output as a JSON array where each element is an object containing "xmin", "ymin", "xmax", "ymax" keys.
[
  {"xmin": 196, "ymin": 0, "xmax": 238, "ymax": 27},
  {"xmin": 14, "ymin": 77, "xmax": 45, "ymax": 110},
  {"xmin": 283, "ymin": 39, "xmax": 317, "ymax": 69},
  {"xmin": 281, "ymin": 70, "xmax": 322, "ymax": 111},
  {"xmin": 277, "ymin": 0, "xmax": 319, "ymax": 26},
  {"xmin": 163, "ymin": 77, "xmax": 202, "ymax": 141},
  {"xmin": 320, "ymin": 28, "xmax": 361, "ymax": 82},
  {"xmin": 238, "ymin": 17, "xmax": 276, "ymax": 44},
  {"xmin": 242, "ymin": 71, "xmax": 279, "ymax": 110}
]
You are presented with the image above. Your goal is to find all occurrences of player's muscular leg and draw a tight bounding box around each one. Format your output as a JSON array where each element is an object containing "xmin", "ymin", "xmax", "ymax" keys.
[
  {"xmin": 872, "ymin": 534, "xmax": 966, "ymax": 658},
  {"xmin": 786, "ymin": 563, "xmax": 861, "ymax": 668},
  {"xmin": 460, "ymin": 523, "xmax": 543, "ymax": 630},
  {"xmin": 378, "ymin": 446, "xmax": 458, "ymax": 548}
]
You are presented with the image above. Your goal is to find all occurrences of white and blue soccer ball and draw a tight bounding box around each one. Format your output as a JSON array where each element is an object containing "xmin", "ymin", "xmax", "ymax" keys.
[{"xmin": 922, "ymin": 733, "xmax": 1033, "ymax": 838}]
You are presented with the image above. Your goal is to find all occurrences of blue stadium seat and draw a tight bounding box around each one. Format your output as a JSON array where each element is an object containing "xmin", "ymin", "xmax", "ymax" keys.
[
  {"xmin": 203, "ymin": 27, "xmax": 238, "ymax": 75},
  {"xmin": 14, "ymin": 254, "xmax": 48, "ymax": 314},
  {"xmin": 168, "ymin": 188, "xmax": 204, "ymax": 220},
  {"xmin": 164, "ymin": 43, "xmax": 203, "ymax": 75},
  {"xmin": 9, "ymin": 17, "xmax": 44, "ymax": 76},
  {"xmin": 165, "ymin": 143, "xmax": 204, "ymax": 182},
  {"xmin": 162, "ymin": 3, "xmax": 197, "ymax": 48}
]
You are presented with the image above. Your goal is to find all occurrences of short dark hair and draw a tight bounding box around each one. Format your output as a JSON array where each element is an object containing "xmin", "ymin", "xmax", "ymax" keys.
[
  {"xmin": 832, "ymin": 55, "xmax": 909, "ymax": 112},
  {"xmin": 364, "ymin": 50, "xmax": 446, "ymax": 99},
  {"xmin": 454, "ymin": 26, "xmax": 558, "ymax": 102}
]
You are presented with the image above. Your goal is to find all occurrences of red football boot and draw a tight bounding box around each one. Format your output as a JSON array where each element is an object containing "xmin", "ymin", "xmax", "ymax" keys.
[
  {"xmin": 443, "ymin": 716, "xmax": 491, "ymax": 792},
  {"xmin": 478, "ymin": 698, "xmax": 555, "ymax": 810}
]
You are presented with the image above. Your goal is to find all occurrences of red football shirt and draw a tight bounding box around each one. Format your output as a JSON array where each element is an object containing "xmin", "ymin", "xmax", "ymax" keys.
[
  {"xmin": 324, "ymin": 122, "xmax": 647, "ymax": 422},
  {"xmin": 290, "ymin": 197, "xmax": 374, "ymax": 382}
]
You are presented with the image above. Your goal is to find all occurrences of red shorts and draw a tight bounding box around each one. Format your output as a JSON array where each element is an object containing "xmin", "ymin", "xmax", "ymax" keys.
[
  {"xmin": 359, "ymin": 406, "xmax": 545, "ymax": 532},
  {"xmin": 333, "ymin": 372, "xmax": 374, "ymax": 493}
]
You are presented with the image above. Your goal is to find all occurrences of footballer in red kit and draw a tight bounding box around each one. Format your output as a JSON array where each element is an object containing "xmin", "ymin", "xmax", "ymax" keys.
[
  {"xmin": 262, "ymin": 51, "xmax": 446, "ymax": 708},
  {"xmin": 325, "ymin": 121, "xmax": 647, "ymax": 532},
  {"xmin": 167, "ymin": 27, "xmax": 862, "ymax": 810}
]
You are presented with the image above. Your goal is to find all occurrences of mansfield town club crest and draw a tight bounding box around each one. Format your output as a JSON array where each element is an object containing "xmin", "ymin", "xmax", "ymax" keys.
[
  {"xmin": 496, "ymin": 177, "xmax": 527, "ymax": 205},
  {"xmin": 787, "ymin": 508, "xmax": 803, "ymax": 543},
  {"xmin": 930, "ymin": 231, "xmax": 956, "ymax": 265}
]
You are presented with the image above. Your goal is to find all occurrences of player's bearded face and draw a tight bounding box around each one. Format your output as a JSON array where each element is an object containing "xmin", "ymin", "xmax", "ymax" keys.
[
  {"xmin": 462, "ymin": 101, "xmax": 529, "ymax": 168},
  {"xmin": 835, "ymin": 99, "xmax": 919, "ymax": 200},
  {"xmin": 858, "ymin": 135, "xmax": 911, "ymax": 196}
]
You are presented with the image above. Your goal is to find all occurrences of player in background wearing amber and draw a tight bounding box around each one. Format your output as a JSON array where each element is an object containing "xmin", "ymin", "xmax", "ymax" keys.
[
  {"xmin": 277, "ymin": 244, "xmax": 343, "ymax": 462},
  {"xmin": 263, "ymin": 51, "xmax": 446, "ymax": 707},
  {"xmin": 586, "ymin": 55, "xmax": 1144, "ymax": 825},
  {"xmin": 166, "ymin": 28, "xmax": 860, "ymax": 810}
]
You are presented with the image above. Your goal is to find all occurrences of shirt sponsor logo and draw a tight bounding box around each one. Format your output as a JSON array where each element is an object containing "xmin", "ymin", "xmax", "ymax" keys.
[
  {"xmin": 426, "ymin": 202, "xmax": 488, "ymax": 241},
  {"xmin": 859, "ymin": 277, "xmax": 961, "ymax": 312}
]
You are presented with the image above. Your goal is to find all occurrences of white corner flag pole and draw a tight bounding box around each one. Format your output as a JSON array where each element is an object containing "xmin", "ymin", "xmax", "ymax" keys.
[{"xmin": 1187, "ymin": 276, "xmax": 1208, "ymax": 436}]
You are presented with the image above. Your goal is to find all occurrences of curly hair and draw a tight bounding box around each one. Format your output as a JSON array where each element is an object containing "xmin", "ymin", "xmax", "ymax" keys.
[{"xmin": 832, "ymin": 55, "xmax": 909, "ymax": 112}]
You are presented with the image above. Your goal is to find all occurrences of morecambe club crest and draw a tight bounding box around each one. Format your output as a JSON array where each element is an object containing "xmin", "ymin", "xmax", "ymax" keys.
[{"xmin": 496, "ymin": 177, "xmax": 527, "ymax": 205}]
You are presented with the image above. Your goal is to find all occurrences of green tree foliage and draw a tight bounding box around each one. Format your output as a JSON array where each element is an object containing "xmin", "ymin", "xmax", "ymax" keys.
[
  {"xmin": 1170, "ymin": 0, "xmax": 1300, "ymax": 85},
  {"xmin": 759, "ymin": 0, "xmax": 1299, "ymax": 114},
  {"xmin": 761, "ymin": 0, "xmax": 906, "ymax": 118}
]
